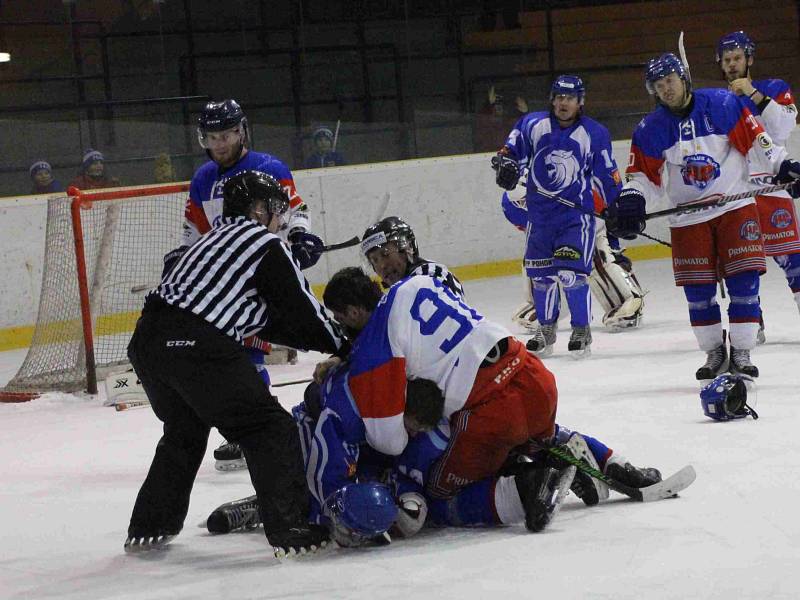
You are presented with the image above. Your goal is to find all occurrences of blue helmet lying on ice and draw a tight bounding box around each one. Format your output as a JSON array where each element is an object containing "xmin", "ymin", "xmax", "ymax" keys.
[
  {"xmin": 700, "ymin": 374, "xmax": 759, "ymax": 421},
  {"xmin": 326, "ymin": 482, "xmax": 398, "ymax": 547}
]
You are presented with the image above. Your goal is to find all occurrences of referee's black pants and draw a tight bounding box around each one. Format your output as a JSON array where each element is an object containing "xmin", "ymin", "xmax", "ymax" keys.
[{"xmin": 126, "ymin": 301, "xmax": 309, "ymax": 538}]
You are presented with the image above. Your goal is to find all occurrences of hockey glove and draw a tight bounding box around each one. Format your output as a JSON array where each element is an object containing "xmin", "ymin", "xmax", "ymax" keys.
[
  {"xmin": 775, "ymin": 159, "xmax": 800, "ymax": 198},
  {"xmin": 289, "ymin": 231, "xmax": 324, "ymax": 270},
  {"xmin": 605, "ymin": 188, "xmax": 646, "ymax": 241},
  {"xmin": 491, "ymin": 154, "xmax": 521, "ymax": 191}
]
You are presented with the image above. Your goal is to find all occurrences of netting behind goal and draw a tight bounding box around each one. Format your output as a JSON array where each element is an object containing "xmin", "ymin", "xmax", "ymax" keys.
[{"xmin": 0, "ymin": 184, "xmax": 188, "ymax": 400}]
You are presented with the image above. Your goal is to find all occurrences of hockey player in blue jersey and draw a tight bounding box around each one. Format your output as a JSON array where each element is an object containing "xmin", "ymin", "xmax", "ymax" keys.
[
  {"xmin": 173, "ymin": 99, "xmax": 326, "ymax": 472},
  {"xmin": 609, "ymin": 52, "xmax": 800, "ymax": 381},
  {"xmin": 716, "ymin": 31, "xmax": 800, "ymax": 341},
  {"xmin": 492, "ymin": 74, "xmax": 624, "ymax": 358}
]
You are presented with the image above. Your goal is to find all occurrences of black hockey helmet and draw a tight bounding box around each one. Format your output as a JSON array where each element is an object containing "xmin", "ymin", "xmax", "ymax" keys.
[
  {"xmin": 360, "ymin": 216, "xmax": 419, "ymax": 260},
  {"xmin": 222, "ymin": 170, "xmax": 289, "ymax": 220},
  {"xmin": 197, "ymin": 99, "xmax": 251, "ymax": 152}
]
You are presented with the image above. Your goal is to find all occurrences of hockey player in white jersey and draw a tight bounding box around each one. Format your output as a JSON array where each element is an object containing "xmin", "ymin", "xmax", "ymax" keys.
[
  {"xmin": 608, "ymin": 52, "xmax": 800, "ymax": 380},
  {"xmin": 717, "ymin": 31, "xmax": 800, "ymax": 341}
]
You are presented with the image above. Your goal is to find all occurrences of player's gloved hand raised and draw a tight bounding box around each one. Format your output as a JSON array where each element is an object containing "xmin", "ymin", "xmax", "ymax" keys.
[
  {"xmin": 289, "ymin": 230, "xmax": 324, "ymax": 270},
  {"xmin": 605, "ymin": 188, "xmax": 647, "ymax": 241},
  {"xmin": 774, "ymin": 159, "xmax": 800, "ymax": 198},
  {"xmin": 491, "ymin": 154, "xmax": 521, "ymax": 191}
]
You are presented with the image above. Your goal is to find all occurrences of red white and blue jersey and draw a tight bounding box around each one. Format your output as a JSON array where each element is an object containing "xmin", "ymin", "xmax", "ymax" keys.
[
  {"xmin": 744, "ymin": 79, "xmax": 797, "ymax": 196},
  {"xmin": 503, "ymin": 112, "xmax": 623, "ymax": 216},
  {"xmin": 182, "ymin": 150, "xmax": 310, "ymax": 247},
  {"xmin": 625, "ymin": 88, "xmax": 788, "ymax": 227},
  {"xmin": 347, "ymin": 276, "xmax": 509, "ymax": 457}
]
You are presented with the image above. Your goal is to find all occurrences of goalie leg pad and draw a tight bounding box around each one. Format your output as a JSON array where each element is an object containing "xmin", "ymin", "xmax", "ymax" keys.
[{"xmin": 589, "ymin": 245, "xmax": 645, "ymax": 330}]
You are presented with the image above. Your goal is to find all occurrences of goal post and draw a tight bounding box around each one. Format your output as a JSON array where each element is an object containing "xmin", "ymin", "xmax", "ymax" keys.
[{"xmin": 0, "ymin": 183, "xmax": 189, "ymax": 402}]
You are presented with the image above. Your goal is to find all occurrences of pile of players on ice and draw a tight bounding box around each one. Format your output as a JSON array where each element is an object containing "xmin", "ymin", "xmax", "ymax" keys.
[{"xmin": 122, "ymin": 31, "xmax": 796, "ymax": 557}]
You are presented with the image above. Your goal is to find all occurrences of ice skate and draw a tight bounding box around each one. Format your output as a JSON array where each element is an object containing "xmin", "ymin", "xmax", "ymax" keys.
[
  {"xmin": 206, "ymin": 495, "xmax": 262, "ymax": 534},
  {"xmin": 695, "ymin": 345, "xmax": 728, "ymax": 381},
  {"xmin": 605, "ymin": 457, "xmax": 662, "ymax": 489},
  {"xmin": 730, "ymin": 347, "xmax": 759, "ymax": 378},
  {"xmin": 567, "ymin": 325, "xmax": 592, "ymax": 359},
  {"xmin": 214, "ymin": 440, "xmax": 247, "ymax": 472},
  {"xmin": 515, "ymin": 463, "xmax": 576, "ymax": 532},
  {"xmin": 526, "ymin": 323, "xmax": 556, "ymax": 357}
]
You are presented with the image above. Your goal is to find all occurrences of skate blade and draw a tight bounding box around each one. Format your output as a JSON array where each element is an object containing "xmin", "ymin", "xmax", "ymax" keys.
[
  {"xmin": 273, "ymin": 540, "xmax": 330, "ymax": 559},
  {"xmin": 215, "ymin": 459, "xmax": 248, "ymax": 472},
  {"xmin": 124, "ymin": 534, "xmax": 176, "ymax": 554},
  {"xmin": 568, "ymin": 346, "xmax": 592, "ymax": 360}
]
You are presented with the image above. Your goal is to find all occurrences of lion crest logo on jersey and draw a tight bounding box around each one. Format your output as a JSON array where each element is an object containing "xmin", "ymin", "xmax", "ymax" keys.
[
  {"xmin": 681, "ymin": 154, "xmax": 721, "ymax": 190},
  {"xmin": 531, "ymin": 147, "xmax": 581, "ymax": 193},
  {"xmin": 770, "ymin": 208, "xmax": 793, "ymax": 229},
  {"xmin": 739, "ymin": 219, "xmax": 761, "ymax": 241}
]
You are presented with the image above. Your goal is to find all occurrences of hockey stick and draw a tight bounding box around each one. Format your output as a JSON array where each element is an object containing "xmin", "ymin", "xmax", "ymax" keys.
[
  {"xmin": 546, "ymin": 445, "xmax": 697, "ymax": 502},
  {"xmin": 678, "ymin": 31, "xmax": 692, "ymax": 85},
  {"xmin": 644, "ymin": 183, "xmax": 793, "ymax": 220},
  {"xmin": 273, "ymin": 377, "xmax": 312, "ymax": 388},
  {"xmin": 115, "ymin": 399, "xmax": 150, "ymax": 412},
  {"xmin": 319, "ymin": 236, "xmax": 360, "ymax": 253},
  {"xmin": 533, "ymin": 187, "xmax": 673, "ymax": 247}
]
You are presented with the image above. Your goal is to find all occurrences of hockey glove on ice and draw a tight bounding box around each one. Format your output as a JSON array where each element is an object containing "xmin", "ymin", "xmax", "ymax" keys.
[
  {"xmin": 289, "ymin": 231, "xmax": 324, "ymax": 270},
  {"xmin": 775, "ymin": 159, "xmax": 800, "ymax": 198},
  {"xmin": 605, "ymin": 188, "xmax": 646, "ymax": 241},
  {"xmin": 491, "ymin": 154, "xmax": 521, "ymax": 191}
]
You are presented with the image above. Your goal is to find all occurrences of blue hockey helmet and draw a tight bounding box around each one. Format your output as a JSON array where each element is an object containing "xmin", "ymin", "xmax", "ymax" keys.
[
  {"xmin": 700, "ymin": 374, "xmax": 759, "ymax": 421},
  {"xmin": 716, "ymin": 31, "xmax": 755, "ymax": 63},
  {"xmin": 326, "ymin": 482, "xmax": 398, "ymax": 547},
  {"xmin": 197, "ymin": 99, "xmax": 250, "ymax": 151},
  {"xmin": 550, "ymin": 74, "xmax": 585, "ymax": 105},
  {"xmin": 645, "ymin": 53, "xmax": 690, "ymax": 95}
]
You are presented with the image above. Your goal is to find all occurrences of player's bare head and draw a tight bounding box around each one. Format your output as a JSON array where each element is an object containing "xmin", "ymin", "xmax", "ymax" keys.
[
  {"xmin": 716, "ymin": 31, "xmax": 755, "ymax": 81},
  {"xmin": 550, "ymin": 75, "xmax": 584, "ymax": 125},
  {"xmin": 197, "ymin": 99, "xmax": 249, "ymax": 168},
  {"xmin": 323, "ymin": 267, "xmax": 383, "ymax": 334},
  {"xmin": 404, "ymin": 378, "xmax": 444, "ymax": 435},
  {"xmin": 645, "ymin": 53, "xmax": 691, "ymax": 110},
  {"xmin": 222, "ymin": 170, "xmax": 289, "ymax": 232},
  {"xmin": 361, "ymin": 216, "xmax": 418, "ymax": 287}
]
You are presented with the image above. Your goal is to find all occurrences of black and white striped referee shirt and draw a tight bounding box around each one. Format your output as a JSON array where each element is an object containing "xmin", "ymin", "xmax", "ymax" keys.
[
  {"xmin": 409, "ymin": 259, "xmax": 465, "ymax": 299},
  {"xmin": 149, "ymin": 216, "xmax": 344, "ymax": 354}
]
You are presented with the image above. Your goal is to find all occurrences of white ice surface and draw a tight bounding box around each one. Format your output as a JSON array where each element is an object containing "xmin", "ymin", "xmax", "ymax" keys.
[{"xmin": 2, "ymin": 257, "xmax": 799, "ymax": 600}]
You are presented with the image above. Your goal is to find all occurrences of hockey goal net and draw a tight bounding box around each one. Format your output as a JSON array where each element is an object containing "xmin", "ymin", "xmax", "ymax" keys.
[{"xmin": 0, "ymin": 183, "xmax": 188, "ymax": 402}]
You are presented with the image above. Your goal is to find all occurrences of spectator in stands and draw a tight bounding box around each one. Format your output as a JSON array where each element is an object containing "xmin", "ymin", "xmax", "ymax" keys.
[
  {"xmin": 153, "ymin": 152, "xmax": 175, "ymax": 183},
  {"xmin": 474, "ymin": 85, "xmax": 528, "ymax": 152},
  {"xmin": 29, "ymin": 160, "xmax": 63, "ymax": 194},
  {"xmin": 304, "ymin": 126, "xmax": 346, "ymax": 169},
  {"xmin": 69, "ymin": 149, "xmax": 121, "ymax": 190}
]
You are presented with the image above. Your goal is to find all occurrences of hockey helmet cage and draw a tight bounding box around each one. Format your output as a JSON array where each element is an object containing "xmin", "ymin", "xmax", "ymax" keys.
[
  {"xmin": 197, "ymin": 99, "xmax": 250, "ymax": 149},
  {"xmin": 360, "ymin": 216, "xmax": 419, "ymax": 259},
  {"xmin": 700, "ymin": 373, "xmax": 759, "ymax": 421},
  {"xmin": 222, "ymin": 170, "xmax": 289, "ymax": 220},
  {"xmin": 645, "ymin": 53, "xmax": 691, "ymax": 95},
  {"xmin": 716, "ymin": 31, "xmax": 755, "ymax": 63},
  {"xmin": 326, "ymin": 483, "xmax": 398, "ymax": 547},
  {"xmin": 550, "ymin": 74, "xmax": 585, "ymax": 105}
]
